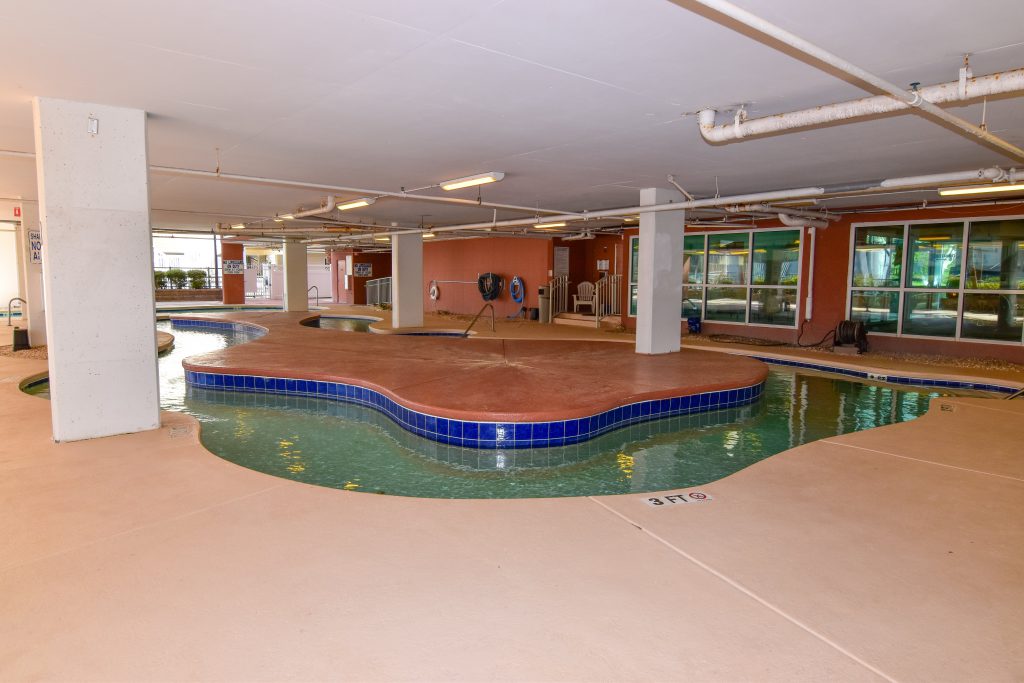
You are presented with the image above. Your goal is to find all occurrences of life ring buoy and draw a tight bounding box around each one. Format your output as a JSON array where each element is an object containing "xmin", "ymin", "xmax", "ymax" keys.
[
  {"xmin": 429, "ymin": 282, "xmax": 440, "ymax": 301},
  {"xmin": 509, "ymin": 275, "xmax": 525, "ymax": 304}
]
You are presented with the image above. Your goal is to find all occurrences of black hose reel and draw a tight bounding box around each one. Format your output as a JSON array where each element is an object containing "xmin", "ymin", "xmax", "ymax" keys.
[
  {"xmin": 834, "ymin": 320, "xmax": 868, "ymax": 353},
  {"xmin": 477, "ymin": 273, "xmax": 504, "ymax": 302}
]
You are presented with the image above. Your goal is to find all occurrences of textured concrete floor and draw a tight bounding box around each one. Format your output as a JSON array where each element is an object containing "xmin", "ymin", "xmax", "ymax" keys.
[{"xmin": 1, "ymin": 311, "xmax": 1022, "ymax": 682}]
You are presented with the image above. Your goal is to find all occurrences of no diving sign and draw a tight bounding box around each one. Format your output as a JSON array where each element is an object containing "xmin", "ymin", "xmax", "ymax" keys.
[{"xmin": 645, "ymin": 491, "xmax": 712, "ymax": 506}]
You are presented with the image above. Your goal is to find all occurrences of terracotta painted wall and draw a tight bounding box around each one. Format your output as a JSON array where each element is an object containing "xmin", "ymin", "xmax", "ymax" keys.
[
  {"xmin": 621, "ymin": 203, "xmax": 1024, "ymax": 361},
  {"xmin": 221, "ymin": 242, "xmax": 244, "ymax": 304},
  {"xmin": 330, "ymin": 249, "xmax": 391, "ymax": 305},
  {"xmin": 557, "ymin": 234, "xmax": 624, "ymax": 286},
  {"xmin": 423, "ymin": 237, "xmax": 553, "ymax": 317}
]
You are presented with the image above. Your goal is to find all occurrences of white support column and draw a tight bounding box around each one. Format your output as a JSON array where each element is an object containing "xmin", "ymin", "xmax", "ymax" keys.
[
  {"xmin": 33, "ymin": 97, "xmax": 159, "ymax": 441},
  {"xmin": 635, "ymin": 187, "xmax": 684, "ymax": 355},
  {"xmin": 15, "ymin": 202, "xmax": 47, "ymax": 347},
  {"xmin": 282, "ymin": 239, "xmax": 308, "ymax": 312},
  {"xmin": 391, "ymin": 232, "xmax": 423, "ymax": 329}
]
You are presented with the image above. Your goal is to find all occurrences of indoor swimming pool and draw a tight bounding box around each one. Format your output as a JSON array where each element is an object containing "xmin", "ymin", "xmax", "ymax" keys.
[{"xmin": 23, "ymin": 321, "xmax": 993, "ymax": 499}]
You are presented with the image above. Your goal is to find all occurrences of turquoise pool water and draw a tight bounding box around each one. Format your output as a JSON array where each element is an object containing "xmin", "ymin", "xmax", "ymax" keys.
[{"xmin": 24, "ymin": 322, "xmax": 989, "ymax": 499}]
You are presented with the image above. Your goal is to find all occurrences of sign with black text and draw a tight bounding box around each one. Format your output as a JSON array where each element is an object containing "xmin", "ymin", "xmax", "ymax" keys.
[
  {"xmin": 645, "ymin": 491, "xmax": 712, "ymax": 506},
  {"xmin": 28, "ymin": 230, "xmax": 42, "ymax": 264},
  {"xmin": 222, "ymin": 259, "xmax": 243, "ymax": 275}
]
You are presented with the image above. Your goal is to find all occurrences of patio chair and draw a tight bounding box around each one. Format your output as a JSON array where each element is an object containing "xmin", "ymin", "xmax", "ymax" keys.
[{"xmin": 573, "ymin": 281, "xmax": 595, "ymax": 314}]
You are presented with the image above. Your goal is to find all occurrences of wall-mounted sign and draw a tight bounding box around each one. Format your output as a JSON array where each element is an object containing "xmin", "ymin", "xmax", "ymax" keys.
[
  {"xmin": 353, "ymin": 262, "xmax": 372, "ymax": 278},
  {"xmin": 597, "ymin": 259, "xmax": 610, "ymax": 271},
  {"xmin": 14, "ymin": 206, "xmax": 21, "ymax": 218},
  {"xmin": 554, "ymin": 246, "xmax": 569, "ymax": 277},
  {"xmin": 223, "ymin": 259, "xmax": 243, "ymax": 275},
  {"xmin": 28, "ymin": 230, "xmax": 42, "ymax": 264}
]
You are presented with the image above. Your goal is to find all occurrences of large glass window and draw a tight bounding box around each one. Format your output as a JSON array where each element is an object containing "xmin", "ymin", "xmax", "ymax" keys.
[
  {"xmin": 628, "ymin": 236, "xmax": 639, "ymax": 317},
  {"xmin": 849, "ymin": 290, "xmax": 899, "ymax": 333},
  {"xmin": 629, "ymin": 229, "xmax": 802, "ymax": 327},
  {"xmin": 906, "ymin": 223, "xmax": 963, "ymax": 289},
  {"xmin": 965, "ymin": 220, "xmax": 1024, "ymax": 290},
  {"xmin": 852, "ymin": 225, "xmax": 902, "ymax": 287},
  {"xmin": 707, "ymin": 233, "xmax": 749, "ymax": 285},
  {"xmin": 849, "ymin": 219, "xmax": 1023, "ymax": 344}
]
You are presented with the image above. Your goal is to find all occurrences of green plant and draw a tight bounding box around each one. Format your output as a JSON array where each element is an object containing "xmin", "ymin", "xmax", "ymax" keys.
[
  {"xmin": 154, "ymin": 271, "xmax": 168, "ymax": 289},
  {"xmin": 186, "ymin": 269, "xmax": 208, "ymax": 289},
  {"xmin": 166, "ymin": 268, "xmax": 188, "ymax": 289}
]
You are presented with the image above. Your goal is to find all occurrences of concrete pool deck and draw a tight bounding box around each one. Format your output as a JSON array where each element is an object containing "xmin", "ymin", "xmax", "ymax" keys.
[{"xmin": 1, "ymin": 311, "xmax": 1022, "ymax": 681}]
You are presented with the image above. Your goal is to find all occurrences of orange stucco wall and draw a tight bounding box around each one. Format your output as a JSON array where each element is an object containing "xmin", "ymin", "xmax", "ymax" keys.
[
  {"xmin": 330, "ymin": 249, "xmax": 392, "ymax": 305},
  {"xmin": 221, "ymin": 242, "xmax": 244, "ymax": 305},
  {"xmin": 423, "ymin": 237, "xmax": 553, "ymax": 317}
]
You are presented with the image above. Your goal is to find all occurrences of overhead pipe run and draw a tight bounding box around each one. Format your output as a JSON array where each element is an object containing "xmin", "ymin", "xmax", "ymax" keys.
[
  {"xmin": 697, "ymin": 67, "xmax": 1024, "ymax": 144},
  {"xmin": 683, "ymin": 0, "xmax": 1024, "ymax": 162}
]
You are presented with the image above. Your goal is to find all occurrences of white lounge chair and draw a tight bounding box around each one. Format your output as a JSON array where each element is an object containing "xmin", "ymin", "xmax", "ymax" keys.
[{"xmin": 573, "ymin": 281, "xmax": 595, "ymax": 314}]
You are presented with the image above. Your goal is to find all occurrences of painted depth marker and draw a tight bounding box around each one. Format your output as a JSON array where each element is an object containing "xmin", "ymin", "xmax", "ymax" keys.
[{"xmin": 645, "ymin": 491, "xmax": 712, "ymax": 506}]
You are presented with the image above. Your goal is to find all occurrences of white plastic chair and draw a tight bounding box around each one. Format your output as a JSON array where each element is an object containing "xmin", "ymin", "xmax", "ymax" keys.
[{"xmin": 573, "ymin": 281, "xmax": 595, "ymax": 313}]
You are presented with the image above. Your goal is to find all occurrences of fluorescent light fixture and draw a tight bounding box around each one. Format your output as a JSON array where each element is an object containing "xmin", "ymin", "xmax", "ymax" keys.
[
  {"xmin": 273, "ymin": 216, "xmax": 285, "ymax": 223},
  {"xmin": 440, "ymin": 171, "xmax": 505, "ymax": 191},
  {"xmin": 230, "ymin": 223, "xmax": 246, "ymax": 230},
  {"xmin": 422, "ymin": 232, "xmax": 435, "ymax": 238},
  {"xmin": 374, "ymin": 236, "xmax": 390, "ymax": 242},
  {"xmin": 533, "ymin": 221, "xmax": 567, "ymax": 229},
  {"xmin": 622, "ymin": 216, "xmax": 639, "ymax": 223},
  {"xmin": 938, "ymin": 182, "xmax": 1024, "ymax": 196},
  {"xmin": 337, "ymin": 197, "xmax": 377, "ymax": 211},
  {"xmin": 280, "ymin": 213, "xmax": 295, "ymax": 220}
]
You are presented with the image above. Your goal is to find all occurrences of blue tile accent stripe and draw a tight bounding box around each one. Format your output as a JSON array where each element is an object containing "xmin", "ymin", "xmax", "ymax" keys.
[
  {"xmin": 183, "ymin": 364, "xmax": 765, "ymax": 450},
  {"xmin": 747, "ymin": 355, "xmax": 1019, "ymax": 395},
  {"xmin": 171, "ymin": 318, "xmax": 268, "ymax": 337}
]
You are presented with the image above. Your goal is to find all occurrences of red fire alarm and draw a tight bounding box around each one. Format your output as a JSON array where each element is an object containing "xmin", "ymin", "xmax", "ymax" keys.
[{"xmin": 14, "ymin": 207, "xmax": 21, "ymax": 217}]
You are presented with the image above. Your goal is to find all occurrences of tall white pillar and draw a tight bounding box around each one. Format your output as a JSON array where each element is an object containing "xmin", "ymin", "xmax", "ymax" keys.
[
  {"xmin": 33, "ymin": 97, "xmax": 159, "ymax": 441},
  {"xmin": 14, "ymin": 202, "xmax": 47, "ymax": 347},
  {"xmin": 391, "ymin": 233, "xmax": 423, "ymax": 329},
  {"xmin": 635, "ymin": 187, "xmax": 684, "ymax": 355},
  {"xmin": 282, "ymin": 239, "xmax": 308, "ymax": 312}
]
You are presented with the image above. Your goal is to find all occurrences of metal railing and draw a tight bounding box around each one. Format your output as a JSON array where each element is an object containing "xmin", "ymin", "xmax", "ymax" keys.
[
  {"xmin": 366, "ymin": 277, "xmax": 392, "ymax": 306},
  {"xmin": 7, "ymin": 298, "xmax": 26, "ymax": 326},
  {"xmin": 593, "ymin": 274, "xmax": 622, "ymax": 326},
  {"xmin": 308, "ymin": 285, "xmax": 322, "ymax": 305},
  {"xmin": 1006, "ymin": 387, "xmax": 1024, "ymax": 400},
  {"xmin": 463, "ymin": 303, "xmax": 495, "ymax": 335},
  {"xmin": 548, "ymin": 274, "xmax": 569, "ymax": 321}
]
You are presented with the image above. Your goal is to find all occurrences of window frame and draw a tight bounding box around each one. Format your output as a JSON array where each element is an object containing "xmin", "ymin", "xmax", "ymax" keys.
[{"xmin": 847, "ymin": 215, "xmax": 1024, "ymax": 346}]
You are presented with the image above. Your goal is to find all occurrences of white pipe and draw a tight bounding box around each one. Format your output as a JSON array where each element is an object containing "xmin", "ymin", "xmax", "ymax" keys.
[
  {"xmin": 777, "ymin": 213, "xmax": 828, "ymax": 229},
  {"xmin": 727, "ymin": 203, "xmax": 836, "ymax": 221},
  {"xmin": 698, "ymin": 68, "xmax": 1024, "ymax": 144},
  {"xmin": 686, "ymin": 0, "xmax": 1024, "ymax": 162}
]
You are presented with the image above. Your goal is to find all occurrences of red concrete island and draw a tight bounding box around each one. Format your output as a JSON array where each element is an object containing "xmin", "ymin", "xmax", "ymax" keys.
[{"xmin": 177, "ymin": 311, "xmax": 768, "ymax": 448}]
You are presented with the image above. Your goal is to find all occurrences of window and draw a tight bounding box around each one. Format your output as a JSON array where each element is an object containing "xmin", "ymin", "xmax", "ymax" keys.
[
  {"xmin": 628, "ymin": 236, "xmax": 639, "ymax": 316},
  {"xmin": 849, "ymin": 218, "xmax": 1024, "ymax": 344},
  {"xmin": 628, "ymin": 228, "xmax": 802, "ymax": 327}
]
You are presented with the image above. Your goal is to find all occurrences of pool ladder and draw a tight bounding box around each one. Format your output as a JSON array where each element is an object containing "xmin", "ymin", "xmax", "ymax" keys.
[
  {"xmin": 463, "ymin": 303, "xmax": 495, "ymax": 336},
  {"xmin": 7, "ymin": 297, "xmax": 26, "ymax": 326}
]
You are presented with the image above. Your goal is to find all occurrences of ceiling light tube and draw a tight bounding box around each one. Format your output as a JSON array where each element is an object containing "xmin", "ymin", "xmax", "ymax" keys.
[
  {"xmin": 422, "ymin": 232, "xmax": 435, "ymax": 238},
  {"xmin": 337, "ymin": 197, "xmax": 377, "ymax": 211},
  {"xmin": 440, "ymin": 171, "xmax": 505, "ymax": 191},
  {"xmin": 230, "ymin": 223, "xmax": 246, "ymax": 230},
  {"xmin": 534, "ymin": 221, "xmax": 567, "ymax": 229},
  {"xmin": 938, "ymin": 183, "xmax": 1024, "ymax": 196}
]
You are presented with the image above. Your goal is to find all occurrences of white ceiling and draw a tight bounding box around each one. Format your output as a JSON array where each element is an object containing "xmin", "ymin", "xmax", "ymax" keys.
[{"xmin": 1, "ymin": 0, "xmax": 1023, "ymax": 231}]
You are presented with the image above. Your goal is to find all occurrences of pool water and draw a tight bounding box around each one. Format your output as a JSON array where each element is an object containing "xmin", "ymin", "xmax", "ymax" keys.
[
  {"xmin": 24, "ymin": 322, "xmax": 989, "ymax": 499},
  {"xmin": 304, "ymin": 316, "xmax": 375, "ymax": 333}
]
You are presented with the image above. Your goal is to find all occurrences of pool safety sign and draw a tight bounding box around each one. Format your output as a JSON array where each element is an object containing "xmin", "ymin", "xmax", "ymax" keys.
[
  {"xmin": 645, "ymin": 491, "xmax": 712, "ymax": 506},
  {"xmin": 223, "ymin": 259, "xmax": 243, "ymax": 275},
  {"xmin": 28, "ymin": 230, "xmax": 42, "ymax": 264},
  {"xmin": 353, "ymin": 263, "xmax": 372, "ymax": 277}
]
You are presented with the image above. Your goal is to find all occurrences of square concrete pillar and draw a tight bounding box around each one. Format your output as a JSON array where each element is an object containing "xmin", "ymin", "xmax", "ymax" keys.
[
  {"xmin": 282, "ymin": 240, "xmax": 308, "ymax": 312},
  {"xmin": 391, "ymin": 233, "xmax": 423, "ymax": 329},
  {"xmin": 221, "ymin": 242, "xmax": 245, "ymax": 305},
  {"xmin": 33, "ymin": 97, "xmax": 159, "ymax": 441},
  {"xmin": 635, "ymin": 188, "xmax": 684, "ymax": 355}
]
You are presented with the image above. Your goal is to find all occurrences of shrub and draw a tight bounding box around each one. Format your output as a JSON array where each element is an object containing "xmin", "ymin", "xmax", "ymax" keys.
[
  {"xmin": 166, "ymin": 268, "xmax": 188, "ymax": 289},
  {"xmin": 154, "ymin": 271, "xmax": 168, "ymax": 289},
  {"xmin": 187, "ymin": 269, "xmax": 208, "ymax": 289}
]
